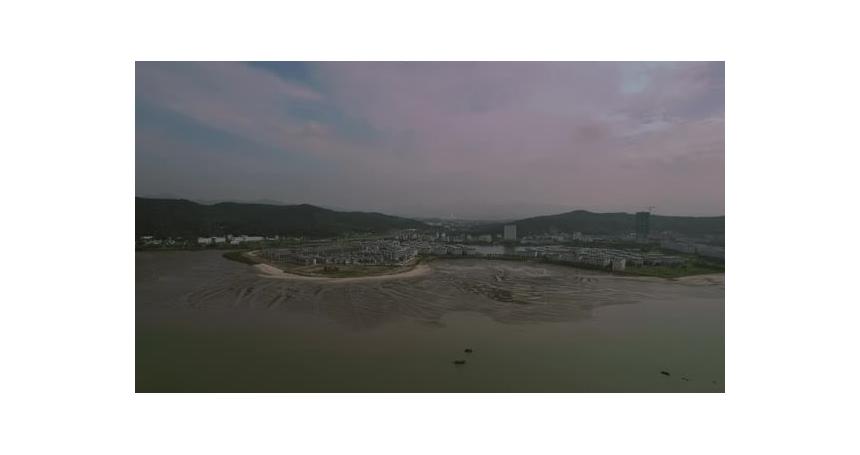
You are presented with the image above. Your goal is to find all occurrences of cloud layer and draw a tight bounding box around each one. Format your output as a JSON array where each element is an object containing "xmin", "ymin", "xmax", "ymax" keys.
[{"xmin": 136, "ymin": 62, "xmax": 724, "ymax": 218}]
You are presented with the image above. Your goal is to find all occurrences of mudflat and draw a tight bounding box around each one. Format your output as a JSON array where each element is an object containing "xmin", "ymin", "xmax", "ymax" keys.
[
  {"xmin": 136, "ymin": 250, "xmax": 724, "ymax": 392},
  {"xmin": 253, "ymin": 262, "xmax": 432, "ymax": 283}
]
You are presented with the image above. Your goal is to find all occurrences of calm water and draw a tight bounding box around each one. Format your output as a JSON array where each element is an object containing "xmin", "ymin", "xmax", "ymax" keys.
[{"xmin": 136, "ymin": 251, "xmax": 724, "ymax": 392}]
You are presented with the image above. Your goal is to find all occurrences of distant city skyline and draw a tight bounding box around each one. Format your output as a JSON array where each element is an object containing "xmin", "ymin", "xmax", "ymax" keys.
[{"xmin": 136, "ymin": 62, "xmax": 724, "ymax": 219}]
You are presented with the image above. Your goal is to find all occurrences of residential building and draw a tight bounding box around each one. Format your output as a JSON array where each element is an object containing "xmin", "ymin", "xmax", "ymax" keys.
[{"xmin": 504, "ymin": 224, "xmax": 517, "ymax": 241}]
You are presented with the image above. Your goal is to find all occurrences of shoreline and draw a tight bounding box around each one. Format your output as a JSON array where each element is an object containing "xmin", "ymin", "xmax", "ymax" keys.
[
  {"xmin": 237, "ymin": 249, "xmax": 722, "ymax": 285},
  {"xmin": 602, "ymin": 272, "xmax": 724, "ymax": 284},
  {"xmin": 254, "ymin": 262, "xmax": 433, "ymax": 283},
  {"xmin": 246, "ymin": 249, "xmax": 432, "ymax": 282},
  {"xmin": 253, "ymin": 259, "xmax": 722, "ymax": 286},
  {"xmin": 673, "ymin": 273, "xmax": 725, "ymax": 285}
]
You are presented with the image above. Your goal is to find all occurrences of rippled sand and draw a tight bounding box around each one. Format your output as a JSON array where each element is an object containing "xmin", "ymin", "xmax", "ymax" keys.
[
  {"xmin": 136, "ymin": 251, "xmax": 724, "ymax": 392},
  {"xmin": 253, "ymin": 262, "xmax": 433, "ymax": 283}
]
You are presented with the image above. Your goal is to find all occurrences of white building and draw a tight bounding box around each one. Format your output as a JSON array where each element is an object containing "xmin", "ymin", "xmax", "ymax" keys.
[
  {"xmin": 230, "ymin": 235, "xmax": 265, "ymax": 244},
  {"xmin": 504, "ymin": 224, "xmax": 517, "ymax": 241},
  {"xmin": 198, "ymin": 236, "xmax": 227, "ymax": 245}
]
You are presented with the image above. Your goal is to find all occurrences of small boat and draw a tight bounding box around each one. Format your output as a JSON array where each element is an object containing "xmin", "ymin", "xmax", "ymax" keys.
[{"xmin": 453, "ymin": 360, "xmax": 466, "ymax": 365}]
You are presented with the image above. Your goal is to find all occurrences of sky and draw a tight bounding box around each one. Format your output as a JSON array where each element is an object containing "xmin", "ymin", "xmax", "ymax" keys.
[{"xmin": 136, "ymin": 62, "xmax": 724, "ymax": 219}]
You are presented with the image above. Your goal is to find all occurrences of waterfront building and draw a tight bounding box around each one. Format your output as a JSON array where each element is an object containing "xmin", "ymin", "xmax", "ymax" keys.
[
  {"xmin": 198, "ymin": 236, "xmax": 227, "ymax": 245},
  {"xmin": 230, "ymin": 235, "xmax": 264, "ymax": 244},
  {"xmin": 504, "ymin": 224, "xmax": 517, "ymax": 241}
]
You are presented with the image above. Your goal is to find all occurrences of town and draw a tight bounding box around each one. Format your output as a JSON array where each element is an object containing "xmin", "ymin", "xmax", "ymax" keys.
[{"xmin": 137, "ymin": 211, "xmax": 724, "ymax": 276}]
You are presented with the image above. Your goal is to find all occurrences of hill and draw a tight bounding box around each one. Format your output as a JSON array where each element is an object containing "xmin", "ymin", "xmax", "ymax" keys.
[
  {"xmin": 473, "ymin": 210, "xmax": 724, "ymax": 237},
  {"xmin": 136, "ymin": 198, "xmax": 427, "ymax": 238}
]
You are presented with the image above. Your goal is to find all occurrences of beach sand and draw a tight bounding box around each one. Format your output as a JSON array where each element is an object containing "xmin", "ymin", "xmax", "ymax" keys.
[
  {"xmin": 674, "ymin": 273, "xmax": 725, "ymax": 286},
  {"xmin": 592, "ymin": 272, "xmax": 725, "ymax": 287},
  {"xmin": 254, "ymin": 262, "xmax": 432, "ymax": 283}
]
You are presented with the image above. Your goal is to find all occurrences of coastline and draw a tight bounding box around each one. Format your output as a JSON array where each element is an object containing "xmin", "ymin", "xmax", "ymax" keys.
[
  {"xmin": 602, "ymin": 272, "xmax": 724, "ymax": 285},
  {"xmin": 674, "ymin": 273, "xmax": 725, "ymax": 285},
  {"xmin": 237, "ymin": 249, "xmax": 722, "ymax": 285},
  {"xmin": 254, "ymin": 262, "xmax": 432, "ymax": 283}
]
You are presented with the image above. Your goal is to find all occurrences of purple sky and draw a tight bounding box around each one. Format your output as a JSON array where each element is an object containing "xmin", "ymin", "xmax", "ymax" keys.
[{"xmin": 136, "ymin": 62, "xmax": 724, "ymax": 219}]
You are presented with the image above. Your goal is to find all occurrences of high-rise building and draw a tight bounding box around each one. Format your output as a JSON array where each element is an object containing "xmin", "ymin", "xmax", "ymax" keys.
[
  {"xmin": 635, "ymin": 211, "xmax": 650, "ymax": 239},
  {"xmin": 504, "ymin": 224, "xmax": 517, "ymax": 241}
]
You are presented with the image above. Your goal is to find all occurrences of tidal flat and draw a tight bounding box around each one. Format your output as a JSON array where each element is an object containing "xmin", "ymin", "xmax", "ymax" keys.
[{"xmin": 136, "ymin": 250, "xmax": 724, "ymax": 392}]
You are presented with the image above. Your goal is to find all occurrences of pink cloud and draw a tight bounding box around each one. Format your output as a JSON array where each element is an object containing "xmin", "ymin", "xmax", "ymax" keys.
[{"xmin": 137, "ymin": 62, "xmax": 724, "ymax": 217}]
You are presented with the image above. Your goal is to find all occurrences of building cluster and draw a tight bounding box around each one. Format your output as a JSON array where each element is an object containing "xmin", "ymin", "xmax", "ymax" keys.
[
  {"xmin": 138, "ymin": 236, "xmax": 181, "ymax": 247},
  {"xmin": 139, "ymin": 216, "xmax": 718, "ymax": 275},
  {"xmin": 428, "ymin": 232, "xmax": 494, "ymax": 243},
  {"xmin": 503, "ymin": 224, "xmax": 517, "ymax": 241},
  {"xmin": 197, "ymin": 235, "xmax": 272, "ymax": 246},
  {"xmin": 520, "ymin": 232, "xmax": 583, "ymax": 244},
  {"xmin": 660, "ymin": 240, "xmax": 725, "ymax": 260},
  {"xmin": 261, "ymin": 240, "xmax": 418, "ymax": 266},
  {"xmin": 415, "ymin": 243, "xmax": 687, "ymax": 272},
  {"xmin": 544, "ymin": 247, "xmax": 686, "ymax": 270},
  {"xmin": 255, "ymin": 235, "xmax": 694, "ymax": 272},
  {"xmin": 396, "ymin": 229, "xmax": 421, "ymax": 241}
]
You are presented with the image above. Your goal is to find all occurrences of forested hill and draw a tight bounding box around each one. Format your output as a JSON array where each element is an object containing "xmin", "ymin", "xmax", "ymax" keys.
[
  {"xmin": 136, "ymin": 198, "xmax": 427, "ymax": 238},
  {"xmin": 475, "ymin": 210, "xmax": 724, "ymax": 237}
]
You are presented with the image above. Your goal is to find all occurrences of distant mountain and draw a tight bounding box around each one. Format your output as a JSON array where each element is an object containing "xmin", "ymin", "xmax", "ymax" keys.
[
  {"xmin": 473, "ymin": 210, "xmax": 724, "ymax": 237},
  {"xmin": 136, "ymin": 198, "xmax": 427, "ymax": 238}
]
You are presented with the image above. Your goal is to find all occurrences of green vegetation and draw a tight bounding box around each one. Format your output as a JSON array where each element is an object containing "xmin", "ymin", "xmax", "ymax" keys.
[
  {"xmin": 621, "ymin": 261, "xmax": 724, "ymax": 278},
  {"xmin": 431, "ymin": 254, "xmax": 722, "ymax": 279},
  {"xmin": 136, "ymin": 197, "xmax": 426, "ymax": 239}
]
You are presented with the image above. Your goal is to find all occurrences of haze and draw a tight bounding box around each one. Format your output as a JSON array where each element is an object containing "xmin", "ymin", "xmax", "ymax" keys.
[{"xmin": 136, "ymin": 62, "xmax": 724, "ymax": 219}]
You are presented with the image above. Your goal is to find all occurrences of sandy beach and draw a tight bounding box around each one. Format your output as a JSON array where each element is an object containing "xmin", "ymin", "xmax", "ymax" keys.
[
  {"xmin": 674, "ymin": 273, "xmax": 725, "ymax": 286},
  {"xmin": 572, "ymin": 270, "xmax": 723, "ymax": 286},
  {"xmin": 254, "ymin": 262, "xmax": 432, "ymax": 283},
  {"xmin": 247, "ymin": 250, "xmax": 722, "ymax": 285}
]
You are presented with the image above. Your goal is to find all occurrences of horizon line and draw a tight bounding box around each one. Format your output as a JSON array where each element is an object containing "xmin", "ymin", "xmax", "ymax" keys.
[{"xmin": 135, "ymin": 195, "xmax": 726, "ymax": 220}]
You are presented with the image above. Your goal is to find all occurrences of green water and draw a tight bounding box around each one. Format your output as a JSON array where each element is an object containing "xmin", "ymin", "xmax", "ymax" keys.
[{"xmin": 136, "ymin": 251, "xmax": 724, "ymax": 392}]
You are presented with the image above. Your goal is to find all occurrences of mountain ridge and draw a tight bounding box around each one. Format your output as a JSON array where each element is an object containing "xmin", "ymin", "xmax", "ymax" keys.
[
  {"xmin": 137, "ymin": 197, "xmax": 724, "ymax": 239},
  {"xmin": 136, "ymin": 197, "xmax": 427, "ymax": 238}
]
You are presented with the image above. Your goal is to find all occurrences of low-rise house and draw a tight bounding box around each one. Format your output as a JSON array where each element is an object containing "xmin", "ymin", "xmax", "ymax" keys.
[
  {"xmin": 229, "ymin": 235, "xmax": 265, "ymax": 244},
  {"xmin": 198, "ymin": 236, "xmax": 227, "ymax": 245}
]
